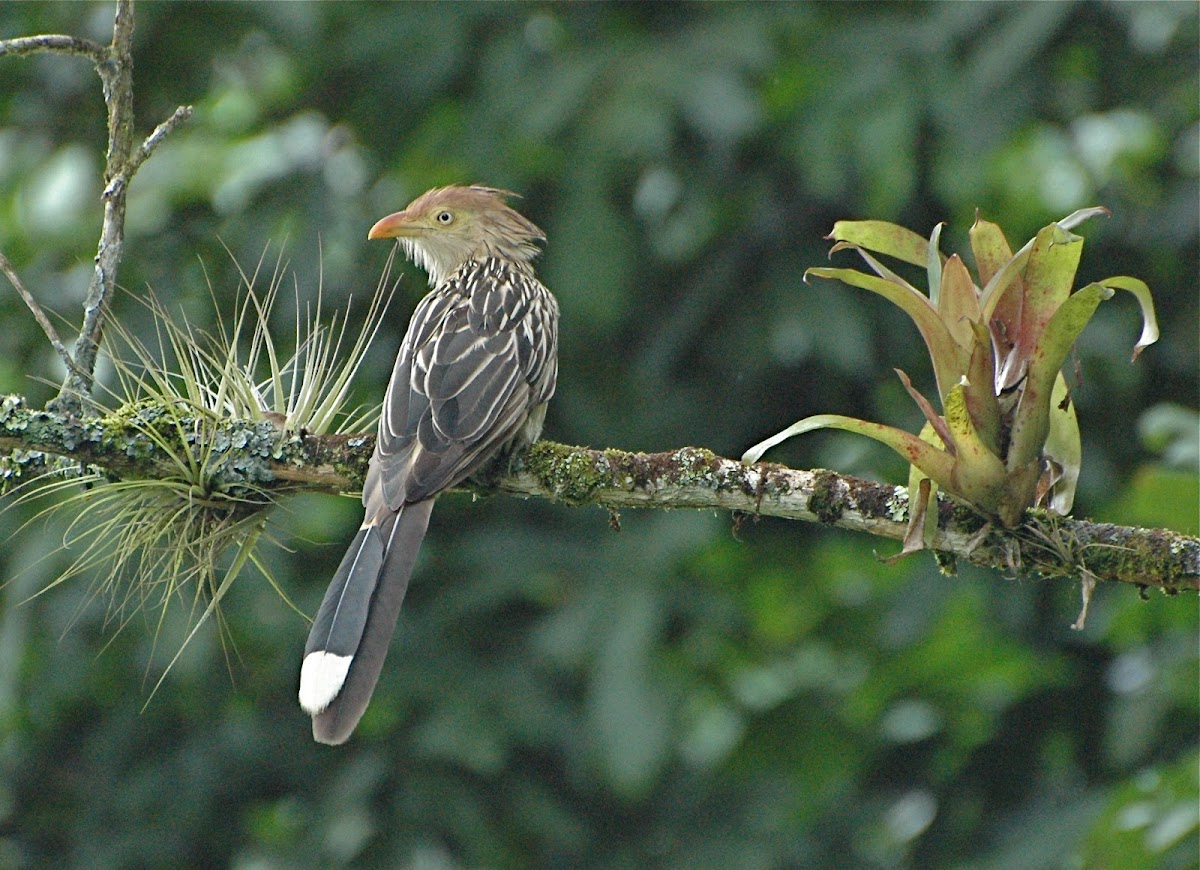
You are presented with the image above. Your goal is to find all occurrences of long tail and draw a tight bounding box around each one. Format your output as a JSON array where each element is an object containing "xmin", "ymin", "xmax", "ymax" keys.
[{"xmin": 299, "ymin": 498, "xmax": 435, "ymax": 744}]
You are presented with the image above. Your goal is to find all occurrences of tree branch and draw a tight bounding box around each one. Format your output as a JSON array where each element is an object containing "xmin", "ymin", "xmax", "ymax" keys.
[{"xmin": 1, "ymin": 394, "xmax": 1195, "ymax": 594}]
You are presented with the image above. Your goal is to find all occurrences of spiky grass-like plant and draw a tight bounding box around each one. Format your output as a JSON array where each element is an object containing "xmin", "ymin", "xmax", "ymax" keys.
[{"xmin": 12, "ymin": 245, "xmax": 397, "ymax": 693}]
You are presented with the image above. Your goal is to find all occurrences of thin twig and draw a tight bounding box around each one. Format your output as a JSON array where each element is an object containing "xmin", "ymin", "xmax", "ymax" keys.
[
  {"xmin": 104, "ymin": 105, "xmax": 195, "ymax": 200},
  {"xmin": 0, "ymin": 251, "xmax": 88, "ymax": 380},
  {"xmin": 0, "ymin": 34, "xmax": 108, "ymax": 63}
]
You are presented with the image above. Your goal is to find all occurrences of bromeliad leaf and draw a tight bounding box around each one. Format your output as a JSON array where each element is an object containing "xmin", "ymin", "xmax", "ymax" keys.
[
  {"xmin": 1042, "ymin": 372, "xmax": 1082, "ymax": 515},
  {"xmin": 803, "ymin": 266, "xmax": 966, "ymax": 401},
  {"xmin": 927, "ymin": 222, "xmax": 945, "ymax": 307},
  {"xmin": 968, "ymin": 214, "xmax": 1015, "ymax": 291},
  {"xmin": 895, "ymin": 368, "xmax": 955, "ymax": 453},
  {"xmin": 938, "ymin": 254, "xmax": 981, "ymax": 350},
  {"xmin": 1014, "ymin": 223, "xmax": 1085, "ymax": 369},
  {"xmin": 742, "ymin": 414, "xmax": 958, "ymax": 491},
  {"xmin": 1098, "ymin": 275, "xmax": 1160, "ymax": 360},
  {"xmin": 942, "ymin": 382, "xmax": 1009, "ymax": 511},
  {"xmin": 962, "ymin": 320, "xmax": 1001, "ymax": 455},
  {"xmin": 1008, "ymin": 282, "xmax": 1113, "ymax": 471},
  {"xmin": 827, "ymin": 219, "xmax": 934, "ymax": 268}
]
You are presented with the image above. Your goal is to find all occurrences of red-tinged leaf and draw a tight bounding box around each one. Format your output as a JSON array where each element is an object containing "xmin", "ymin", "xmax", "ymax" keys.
[
  {"xmin": 1098, "ymin": 275, "xmax": 1160, "ymax": 360},
  {"xmin": 907, "ymin": 421, "xmax": 944, "ymax": 550},
  {"xmin": 895, "ymin": 368, "xmax": 955, "ymax": 455},
  {"xmin": 804, "ymin": 266, "xmax": 966, "ymax": 401},
  {"xmin": 979, "ymin": 209, "xmax": 1107, "ymax": 366},
  {"xmin": 962, "ymin": 320, "xmax": 1001, "ymax": 455},
  {"xmin": 742, "ymin": 414, "xmax": 957, "ymax": 492},
  {"xmin": 979, "ymin": 235, "xmax": 1034, "ymax": 342},
  {"xmin": 938, "ymin": 254, "xmax": 982, "ymax": 350},
  {"xmin": 1008, "ymin": 282, "xmax": 1113, "ymax": 470},
  {"xmin": 1015, "ymin": 223, "xmax": 1084, "ymax": 368},
  {"xmin": 969, "ymin": 214, "xmax": 1014, "ymax": 290},
  {"xmin": 827, "ymin": 220, "xmax": 933, "ymax": 268}
]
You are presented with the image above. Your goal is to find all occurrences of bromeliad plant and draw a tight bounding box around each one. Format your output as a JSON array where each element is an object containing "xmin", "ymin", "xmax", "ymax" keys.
[{"xmin": 743, "ymin": 208, "xmax": 1159, "ymax": 530}]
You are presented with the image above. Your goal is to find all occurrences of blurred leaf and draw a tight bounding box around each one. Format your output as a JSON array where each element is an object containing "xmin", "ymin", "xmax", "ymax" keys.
[
  {"xmin": 1100, "ymin": 465, "xmax": 1200, "ymax": 535},
  {"xmin": 588, "ymin": 584, "xmax": 671, "ymax": 798},
  {"xmin": 1081, "ymin": 753, "xmax": 1200, "ymax": 869},
  {"xmin": 1137, "ymin": 403, "xmax": 1200, "ymax": 470}
]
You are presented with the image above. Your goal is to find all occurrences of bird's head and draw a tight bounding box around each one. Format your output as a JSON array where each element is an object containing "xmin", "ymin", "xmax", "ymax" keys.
[{"xmin": 368, "ymin": 185, "xmax": 546, "ymax": 286}]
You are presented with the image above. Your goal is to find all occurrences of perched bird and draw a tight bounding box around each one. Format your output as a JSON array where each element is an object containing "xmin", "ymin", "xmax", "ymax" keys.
[{"xmin": 299, "ymin": 185, "xmax": 559, "ymax": 744}]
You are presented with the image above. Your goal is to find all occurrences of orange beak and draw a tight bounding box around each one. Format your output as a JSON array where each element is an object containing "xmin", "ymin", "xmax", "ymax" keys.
[{"xmin": 367, "ymin": 211, "xmax": 413, "ymax": 240}]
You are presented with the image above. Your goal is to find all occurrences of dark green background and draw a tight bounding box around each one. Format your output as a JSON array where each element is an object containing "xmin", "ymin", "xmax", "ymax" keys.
[{"xmin": 1, "ymin": 3, "xmax": 1196, "ymax": 868}]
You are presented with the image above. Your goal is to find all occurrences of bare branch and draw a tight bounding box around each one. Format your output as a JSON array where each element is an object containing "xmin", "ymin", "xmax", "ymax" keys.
[
  {"xmin": 2, "ymin": 2, "xmax": 187, "ymax": 415},
  {"xmin": 0, "ymin": 251, "xmax": 88, "ymax": 380},
  {"xmin": 56, "ymin": 0, "xmax": 136, "ymax": 412},
  {"xmin": 0, "ymin": 34, "xmax": 108, "ymax": 63},
  {"xmin": 104, "ymin": 105, "xmax": 195, "ymax": 200}
]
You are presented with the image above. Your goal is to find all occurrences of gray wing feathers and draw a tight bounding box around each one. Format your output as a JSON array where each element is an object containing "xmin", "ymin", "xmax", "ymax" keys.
[{"xmin": 375, "ymin": 258, "xmax": 557, "ymax": 507}]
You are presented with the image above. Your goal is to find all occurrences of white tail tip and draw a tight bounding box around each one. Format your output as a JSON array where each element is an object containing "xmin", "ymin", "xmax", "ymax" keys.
[{"xmin": 299, "ymin": 651, "xmax": 352, "ymax": 715}]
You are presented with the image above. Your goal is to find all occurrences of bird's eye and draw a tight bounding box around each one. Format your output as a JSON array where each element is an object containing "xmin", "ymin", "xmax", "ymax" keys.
[{"xmin": 437, "ymin": 211, "xmax": 454, "ymax": 224}]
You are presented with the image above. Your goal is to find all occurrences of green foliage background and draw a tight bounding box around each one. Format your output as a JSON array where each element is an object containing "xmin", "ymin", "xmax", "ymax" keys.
[{"xmin": 1, "ymin": 3, "xmax": 1197, "ymax": 868}]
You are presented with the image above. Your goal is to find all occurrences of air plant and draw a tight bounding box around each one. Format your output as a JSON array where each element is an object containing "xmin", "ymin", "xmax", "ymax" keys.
[
  {"xmin": 11, "ymin": 245, "xmax": 396, "ymax": 691},
  {"xmin": 744, "ymin": 208, "xmax": 1158, "ymax": 532}
]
